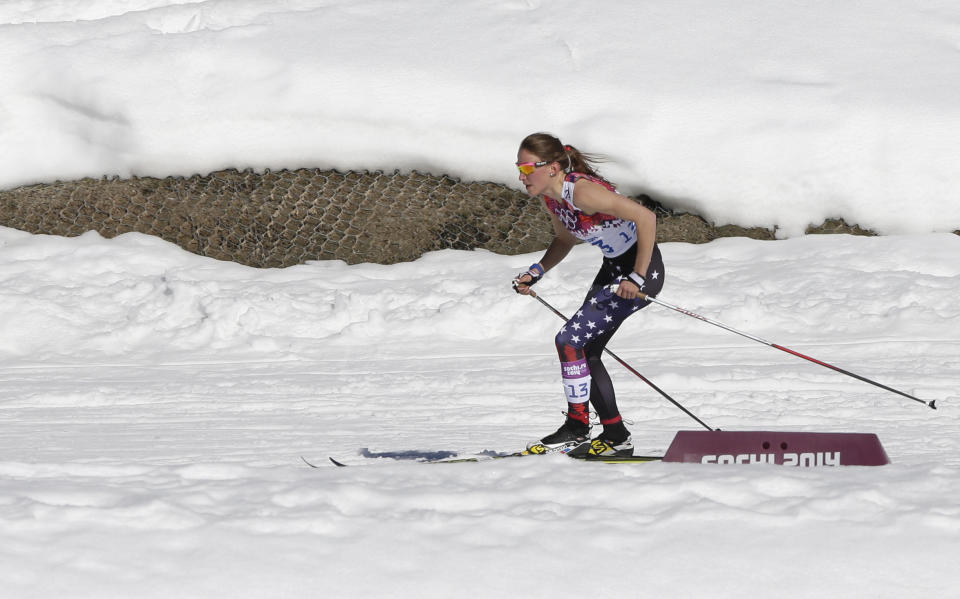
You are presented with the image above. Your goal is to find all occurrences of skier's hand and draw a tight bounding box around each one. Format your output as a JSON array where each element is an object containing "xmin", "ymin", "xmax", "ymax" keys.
[
  {"xmin": 615, "ymin": 272, "xmax": 645, "ymax": 300},
  {"xmin": 512, "ymin": 263, "xmax": 544, "ymax": 295}
]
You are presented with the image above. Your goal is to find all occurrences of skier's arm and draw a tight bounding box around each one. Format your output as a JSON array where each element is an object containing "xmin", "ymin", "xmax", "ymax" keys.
[
  {"xmin": 571, "ymin": 179, "xmax": 657, "ymax": 299},
  {"xmin": 513, "ymin": 212, "xmax": 578, "ymax": 295},
  {"xmin": 539, "ymin": 212, "xmax": 579, "ymax": 272}
]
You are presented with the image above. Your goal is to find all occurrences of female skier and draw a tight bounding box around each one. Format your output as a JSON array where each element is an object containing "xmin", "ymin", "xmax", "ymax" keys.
[{"xmin": 512, "ymin": 132, "xmax": 665, "ymax": 457}]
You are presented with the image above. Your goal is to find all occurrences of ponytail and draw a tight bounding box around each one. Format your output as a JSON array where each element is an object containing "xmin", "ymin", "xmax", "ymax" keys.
[{"xmin": 519, "ymin": 132, "xmax": 607, "ymax": 179}]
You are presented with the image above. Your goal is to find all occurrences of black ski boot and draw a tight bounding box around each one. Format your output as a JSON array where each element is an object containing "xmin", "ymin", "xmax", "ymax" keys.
[
  {"xmin": 526, "ymin": 418, "xmax": 590, "ymax": 454},
  {"xmin": 568, "ymin": 421, "xmax": 634, "ymax": 457}
]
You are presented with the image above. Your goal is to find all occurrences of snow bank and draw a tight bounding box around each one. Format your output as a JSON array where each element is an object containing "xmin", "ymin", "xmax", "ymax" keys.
[{"xmin": 2, "ymin": 1, "xmax": 960, "ymax": 235}]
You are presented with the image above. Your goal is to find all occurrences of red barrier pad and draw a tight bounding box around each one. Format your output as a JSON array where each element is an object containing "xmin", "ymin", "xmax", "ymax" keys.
[{"xmin": 662, "ymin": 430, "xmax": 890, "ymax": 466}]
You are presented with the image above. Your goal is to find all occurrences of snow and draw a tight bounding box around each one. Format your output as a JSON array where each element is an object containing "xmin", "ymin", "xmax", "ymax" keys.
[
  {"xmin": 2, "ymin": 0, "xmax": 960, "ymax": 236},
  {"xmin": 1, "ymin": 228, "xmax": 957, "ymax": 598},
  {"xmin": 1, "ymin": 2, "xmax": 959, "ymax": 598}
]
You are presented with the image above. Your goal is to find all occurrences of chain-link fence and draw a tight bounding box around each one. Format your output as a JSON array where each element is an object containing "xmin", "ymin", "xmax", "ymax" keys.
[{"xmin": 0, "ymin": 167, "xmax": 798, "ymax": 268}]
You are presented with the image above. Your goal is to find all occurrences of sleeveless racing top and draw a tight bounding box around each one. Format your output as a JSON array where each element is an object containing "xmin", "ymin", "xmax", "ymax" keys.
[{"xmin": 542, "ymin": 173, "xmax": 638, "ymax": 258}]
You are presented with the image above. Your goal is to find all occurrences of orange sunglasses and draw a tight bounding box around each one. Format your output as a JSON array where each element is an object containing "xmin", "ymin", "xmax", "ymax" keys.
[{"xmin": 515, "ymin": 160, "xmax": 548, "ymax": 175}]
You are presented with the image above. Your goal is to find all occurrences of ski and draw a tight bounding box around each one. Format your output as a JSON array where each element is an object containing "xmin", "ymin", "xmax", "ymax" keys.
[
  {"xmin": 577, "ymin": 454, "xmax": 662, "ymax": 463},
  {"xmin": 309, "ymin": 451, "xmax": 663, "ymax": 467},
  {"xmin": 308, "ymin": 452, "xmax": 524, "ymax": 467}
]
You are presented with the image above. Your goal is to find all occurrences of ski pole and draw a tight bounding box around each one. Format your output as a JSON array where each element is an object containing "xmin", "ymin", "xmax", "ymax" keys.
[
  {"xmin": 527, "ymin": 289, "xmax": 717, "ymax": 431},
  {"xmin": 637, "ymin": 291, "xmax": 936, "ymax": 410}
]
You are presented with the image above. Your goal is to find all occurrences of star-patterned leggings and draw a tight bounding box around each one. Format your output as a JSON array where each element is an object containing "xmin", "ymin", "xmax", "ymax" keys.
[{"xmin": 555, "ymin": 244, "xmax": 665, "ymax": 426}]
